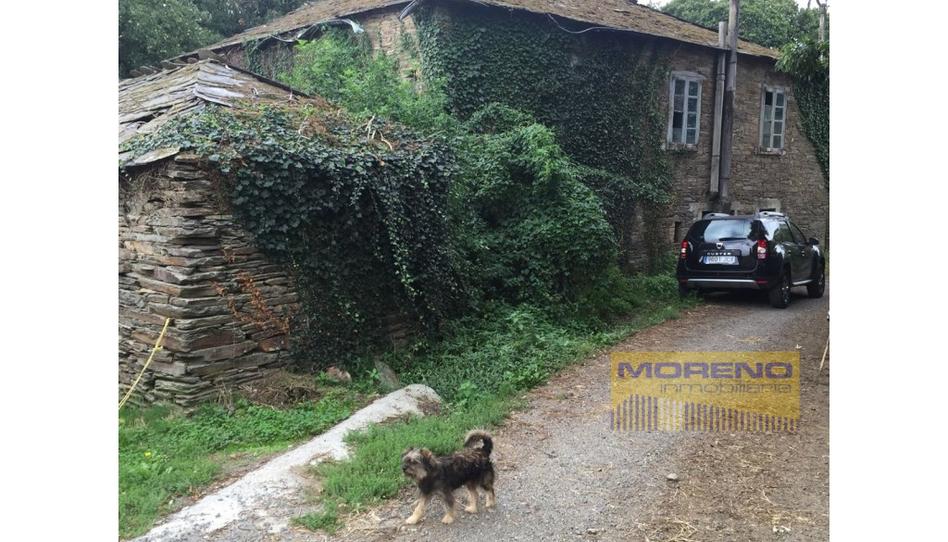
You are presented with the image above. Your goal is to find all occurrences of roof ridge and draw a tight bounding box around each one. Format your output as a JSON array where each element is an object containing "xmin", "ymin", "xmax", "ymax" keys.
[{"xmin": 167, "ymin": 0, "xmax": 778, "ymax": 64}]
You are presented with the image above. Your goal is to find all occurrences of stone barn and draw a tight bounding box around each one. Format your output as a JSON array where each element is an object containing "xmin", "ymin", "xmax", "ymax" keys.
[
  {"xmin": 119, "ymin": 60, "xmax": 309, "ymax": 406},
  {"xmin": 119, "ymin": 58, "xmax": 440, "ymax": 407}
]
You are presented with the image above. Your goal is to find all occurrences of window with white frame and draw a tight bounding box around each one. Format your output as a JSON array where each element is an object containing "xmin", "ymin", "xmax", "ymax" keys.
[
  {"xmin": 760, "ymin": 86, "xmax": 787, "ymax": 150},
  {"xmin": 667, "ymin": 73, "xmax": 702, "ymax": 146}
]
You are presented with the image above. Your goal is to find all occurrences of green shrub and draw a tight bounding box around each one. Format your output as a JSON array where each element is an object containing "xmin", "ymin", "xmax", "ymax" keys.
[
  {"xmin": 281, "ymin": 31, "xmax": 619, "ymax": 308},
  {"xmin": 452, "ymin": 121, "xmax": 617, "ymax": 304},
  {"xmin": 280, "ymin": 29, "xmax": 456, "ymax": 136}
]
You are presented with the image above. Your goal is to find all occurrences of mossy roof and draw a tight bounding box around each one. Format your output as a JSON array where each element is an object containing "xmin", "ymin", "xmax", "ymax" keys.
[
  {"xmin": 119, "ymin": 59, "xmax": 330, "ymax": 166},
  {"xmin": 179, "ymin": 0, "xmax": 778, "ymax": 61}
]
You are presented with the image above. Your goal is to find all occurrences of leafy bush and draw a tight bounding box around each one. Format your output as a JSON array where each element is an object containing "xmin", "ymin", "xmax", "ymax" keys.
[
  {"xmin": 280, "ymin": 29, "xmax": 456, "ymax": 136},
  {"xmin": 452, "ymin": 121, "xmax": 617, "ymax": 304},
  {"xmin": 281, "ymin": 32, "xmax": 619, "ymax": 309},
  {"xmin": 379, "ymin": 273, "xmax": 686, "ymax": 403}
]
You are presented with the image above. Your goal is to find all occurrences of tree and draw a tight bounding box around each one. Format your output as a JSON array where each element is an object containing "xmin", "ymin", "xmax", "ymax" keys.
[
  {"xmin": 192, "ymin": 1, "xmax": 306, "ymax": 39},
  {"xmin": 119, "ymin": 0, "xmax": 219, "ymax": 77},
  {"xmin": 119, "ymin": 0, "xmax": 306, "ymax": 78},
  {"xmin": 662, "ymin": 0, "xmax": 821, "ymax": 49},
  {"xmin": 777, "ymin": 38, "xmax": 829, "ymax": 180}
]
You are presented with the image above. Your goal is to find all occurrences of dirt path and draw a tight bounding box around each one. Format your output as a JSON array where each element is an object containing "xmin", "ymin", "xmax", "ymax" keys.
[
  {"xmin": 191, "ymin": 288, "xmax": 828, "ymax": 542},
  {"xmin": 315, "ymin": 289, "xmax": 830, "ymax": 542}
]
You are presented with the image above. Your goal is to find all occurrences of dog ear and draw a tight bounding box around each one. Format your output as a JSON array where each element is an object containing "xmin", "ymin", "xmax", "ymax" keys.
[{"xmin": 419, "ymin": 448, "xmax": 434, "ymax": 465}]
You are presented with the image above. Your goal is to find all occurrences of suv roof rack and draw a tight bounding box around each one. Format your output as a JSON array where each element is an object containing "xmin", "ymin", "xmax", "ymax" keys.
[
  {"xmin": 702, "ymin": 212, "xmax": 732, "ymax": 218},
  {"xmin": 756, "ymin": 210, "xmax": 786, "ymax": 218}
]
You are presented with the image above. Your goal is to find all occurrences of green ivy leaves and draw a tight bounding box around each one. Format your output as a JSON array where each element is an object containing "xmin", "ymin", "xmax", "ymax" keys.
[{"xmin": 122, "ymin": 104, "xmax": 460, "ymax": 367}]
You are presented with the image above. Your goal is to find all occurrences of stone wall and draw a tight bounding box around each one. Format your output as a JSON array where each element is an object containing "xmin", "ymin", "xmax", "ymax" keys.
[
  {"xmin": 635, "ymin": 41, "xmax": 829, "ymax": 266},
  {"xmin": 119, "ymin": 153, "xmax": 298, "ymax": 407}
]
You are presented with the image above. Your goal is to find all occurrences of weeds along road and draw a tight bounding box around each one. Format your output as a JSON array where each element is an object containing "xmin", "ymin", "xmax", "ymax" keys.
[{"xmin": 323, "ymin": 288, "xmax": 829, "ymax": 542}]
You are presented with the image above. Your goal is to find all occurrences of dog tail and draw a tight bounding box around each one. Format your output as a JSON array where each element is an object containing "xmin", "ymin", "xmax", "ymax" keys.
[{"xmin": 464, "ymin": 429, "xmax": 493, "ymax": 456}]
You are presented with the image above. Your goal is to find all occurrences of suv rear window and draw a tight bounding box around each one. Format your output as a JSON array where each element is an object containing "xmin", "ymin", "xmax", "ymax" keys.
[{"xmin": 689, "ymin": 219, "xmax": 754, "ymax": 243}]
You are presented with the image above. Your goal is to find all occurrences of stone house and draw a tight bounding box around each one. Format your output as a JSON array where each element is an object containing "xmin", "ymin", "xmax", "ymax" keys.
[
  {"xmin": 120, "ymin": 0, "xmax": 829, "ymax": 406},
  {"xmin": 172, "ymin": 0, "xmax": 828, "ymax": 268}
]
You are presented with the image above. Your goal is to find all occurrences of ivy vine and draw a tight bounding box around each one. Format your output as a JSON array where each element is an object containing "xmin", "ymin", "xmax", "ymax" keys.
[
  {"xmin": 777, "ymin": 38, "xmax": 829, "ymax": 184},
  {"xmin": 121, "ymin": 105, "xmax": 461, "ymax": 367},
  {"xmin": 413, "ymin": 3, "xmax": 672, "ymax": 266}
]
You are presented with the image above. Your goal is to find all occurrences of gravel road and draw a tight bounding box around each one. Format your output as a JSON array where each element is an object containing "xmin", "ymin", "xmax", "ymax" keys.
[{"xmin": 196, "ymin": 287, "xmax": 830, "ymax": 542}]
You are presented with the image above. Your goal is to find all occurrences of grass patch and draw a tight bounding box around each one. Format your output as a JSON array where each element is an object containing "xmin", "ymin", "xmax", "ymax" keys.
[
  {"xmin": 297, "ymin": 396, "xmax": 518, "ymax": 530},
  {"xmin": 119, "ymin": 384, "xmax": 367, "ymax": 539},
  {"xmin": 298, "ymin": 272, "xmax": 696, "ymax": 530}
]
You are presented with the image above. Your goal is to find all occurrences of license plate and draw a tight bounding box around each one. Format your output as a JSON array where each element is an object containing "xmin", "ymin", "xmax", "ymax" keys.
[{"xmin": 703, "ymin": 255, "xmax": 738, "ymax": 265}]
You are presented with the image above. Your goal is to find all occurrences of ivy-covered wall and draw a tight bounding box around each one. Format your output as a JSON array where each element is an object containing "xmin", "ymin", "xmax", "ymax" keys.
[
  {"xmin": 216, "ymin": 0, "xmax": 828, "ymax": 261},
  {"xmin": 414, "ymin": 3, "xmax": 672, "ymax": 269},
  {"xmin": 412, "ymin": 2, "xmax": 826, "ymax": 252}
]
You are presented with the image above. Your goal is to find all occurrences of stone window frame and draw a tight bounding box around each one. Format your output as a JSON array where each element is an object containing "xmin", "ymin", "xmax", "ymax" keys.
[
  {"xmin": 666, "ymin": 71, "xmax": 704, "ymax": 150},
  {"xmin": 758, "ymin": 84, "xmax": 788, "ymax": 155}
]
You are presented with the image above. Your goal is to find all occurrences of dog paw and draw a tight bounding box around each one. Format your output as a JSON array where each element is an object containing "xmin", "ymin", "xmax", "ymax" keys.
[
  {"xmin": 405, "ymin": 516, "xmax": 421, "ymax": 525},
  {"xmin": 464, "ymin": 505, "xmax": 477, "ymax": 514},
  {"xmin": 441, "ymin": 515, "xmax": 455, "ymax": 524}
]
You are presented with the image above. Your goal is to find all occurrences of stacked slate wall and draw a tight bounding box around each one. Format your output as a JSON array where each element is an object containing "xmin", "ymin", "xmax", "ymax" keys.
[{"xmin": 119, "ymin": 153, "xmax": 298, "ymax": 407}]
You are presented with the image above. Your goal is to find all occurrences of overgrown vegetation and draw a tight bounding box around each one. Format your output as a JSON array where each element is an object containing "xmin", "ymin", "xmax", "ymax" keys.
[
  {"xmin": 121, "ymin": 103, "xmax": 461, "ymax": 367},
  {"xmin": 119, "ymin": 386, "xmax": 363, "ymax": 538},
  {"xmin": 298, "ymin": 274, "xmax": 693, "ymax": 530},
  {"xmin": 777, "ymin": 38, "xmax": 829, "ymax": 182},
  {"xmin": 661, "ymin": 0, "xmax": 823, "ymax": 49},
  {"xmin": 450, "ymin": 111, "xmax": 618, "ymax": 304},
  {"xmin": 124, "ymin": 22, "xmax": 670, "ymax": 366},
  {"xmin": 280, "ymin": 31, "xmax": 456, "ymax": 136},
  {"xmin": 414, "ymin": 5, "xmax": 672, "ymax": 266},
  {"xmin": 119, "ymin": 0, "xmax": 306, "ymax": 77},
  {"xmin": 120, "ymin": 16, "xmax": 697, "ymax": 536}
]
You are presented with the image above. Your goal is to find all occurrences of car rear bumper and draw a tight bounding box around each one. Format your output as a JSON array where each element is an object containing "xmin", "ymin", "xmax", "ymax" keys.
[{"xmin": 684, "ymin": 278, "xmax": 764, "ymax": 290}]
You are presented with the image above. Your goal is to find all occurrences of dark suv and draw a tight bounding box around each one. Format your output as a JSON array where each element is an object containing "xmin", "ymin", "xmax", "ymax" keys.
[{"xmin": 676, "ymin": 211, "xmax": 825, "ymax": 308}]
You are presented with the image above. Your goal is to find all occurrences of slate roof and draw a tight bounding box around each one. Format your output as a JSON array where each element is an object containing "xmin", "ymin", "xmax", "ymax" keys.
[
  {"xmin": 179, "ymin": 0, "xmax": 778, "ymax": 61},
  {"xmin": 119, "ymin": 59, "xmax": 320, "ymax": 165}
]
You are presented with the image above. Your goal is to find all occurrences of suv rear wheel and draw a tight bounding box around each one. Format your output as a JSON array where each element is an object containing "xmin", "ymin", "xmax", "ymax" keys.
[
  {"xmin": 807, "ymin": 264, "xmax": 825, "ymax": 298},
  {"xmin": 769, "ymin": 271, "xmax": 791, "ymax": 309}
]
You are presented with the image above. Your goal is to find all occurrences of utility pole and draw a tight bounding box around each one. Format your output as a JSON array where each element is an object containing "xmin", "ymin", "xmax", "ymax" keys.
[
  {"xmin": 718, "ymin": 0, "xmax": 739, "ymax": 210},
  {"xmin": 708, "ymin": 22, "xmax": 726, "ymax": 198}
]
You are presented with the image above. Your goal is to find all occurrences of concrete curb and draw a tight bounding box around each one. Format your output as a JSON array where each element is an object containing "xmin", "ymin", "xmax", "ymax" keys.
[{"xmin": 133, "ymin": 384, "xmax": 442, "ymax": 542}]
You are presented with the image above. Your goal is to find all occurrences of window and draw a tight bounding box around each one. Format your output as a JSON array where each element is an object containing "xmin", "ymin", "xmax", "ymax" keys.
[
  {"xmin": 690, "ymin": 219, "xmax": 752, "ymax": 243},
  {"xmin": 772, "ymin": 222, "xmax": 794, "ymax": 244},
  {"xmin": 668, "ymin": 73, "xmax": 702, "ymax": 146},
  {"xmin": 788, "ymin": 221, "xmax": 808, "ymax": 244},
  {"xmin": 760, "ymin": 86, "xmax": 787, "ymax": 151}
]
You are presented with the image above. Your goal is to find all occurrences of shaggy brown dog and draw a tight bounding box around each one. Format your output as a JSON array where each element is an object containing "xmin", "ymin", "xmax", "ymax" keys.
[{"xmin": 400, "ymin": 430, "xmax": 496, "ymax": 524}]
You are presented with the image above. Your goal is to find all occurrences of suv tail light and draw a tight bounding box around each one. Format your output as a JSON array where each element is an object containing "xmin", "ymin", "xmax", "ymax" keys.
[
  {"xmin": 756, "ymin": 239, "xmax": 768, "ymax": 260},
  {"xmin": 680, "ymin": 240, "xmax": 689, "ymax": 260}
]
